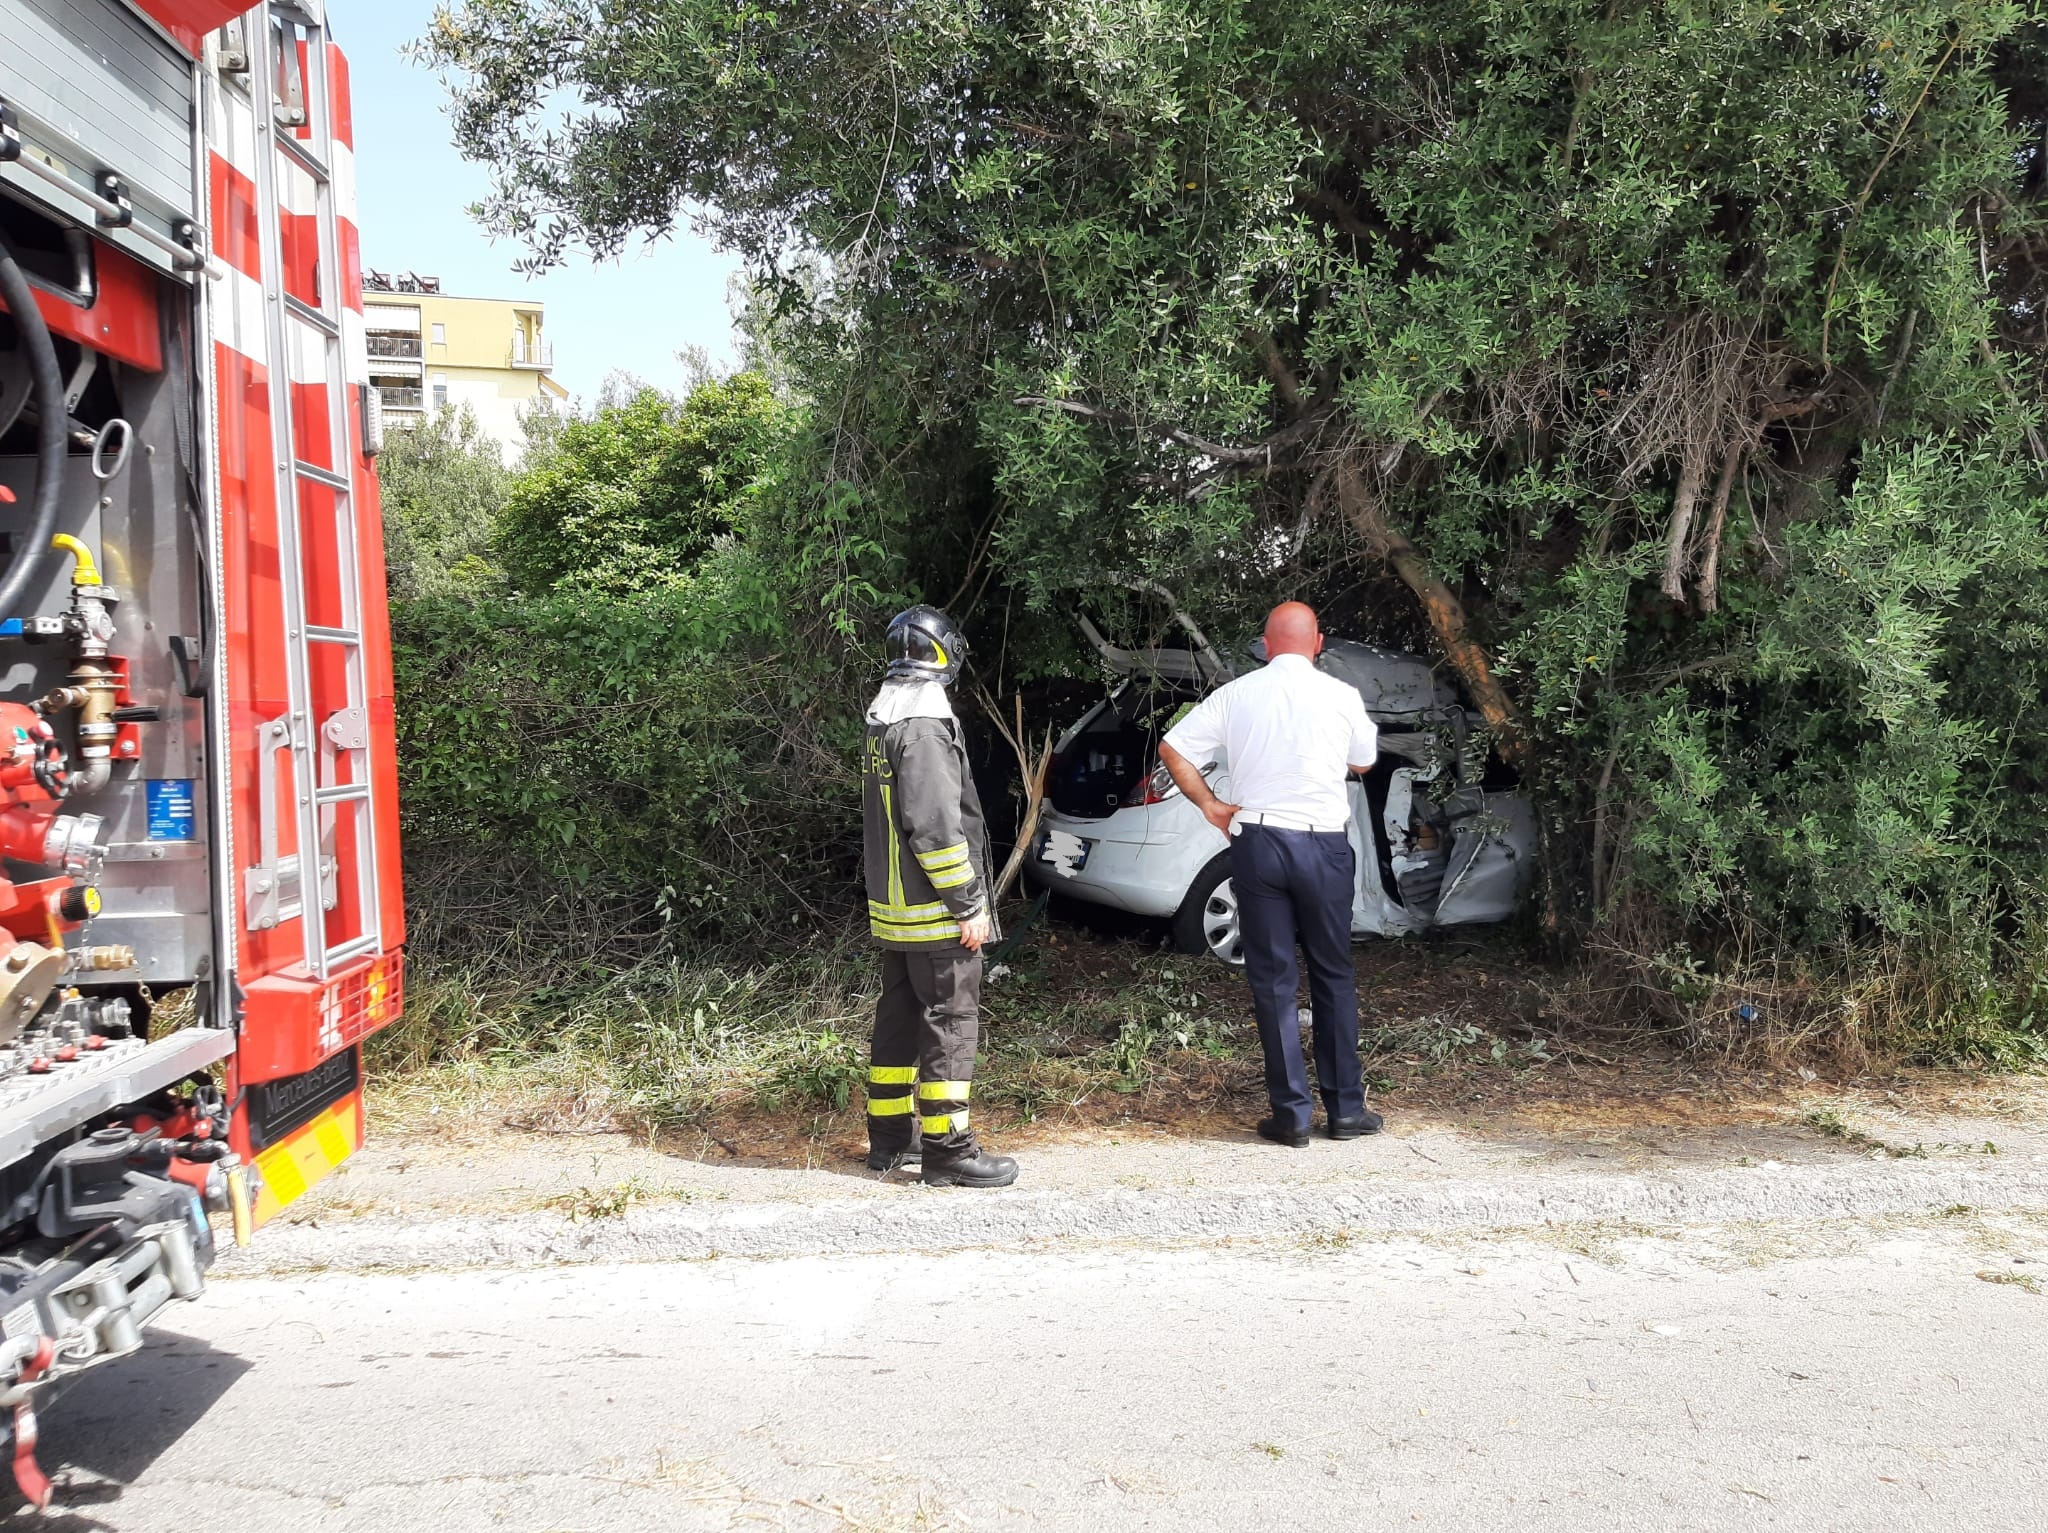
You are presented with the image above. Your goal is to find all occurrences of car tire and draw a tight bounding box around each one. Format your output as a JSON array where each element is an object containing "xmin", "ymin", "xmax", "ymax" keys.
[{"xmin": 1171, "ymin": 852, "xmax": 1244, "ymax": 967}]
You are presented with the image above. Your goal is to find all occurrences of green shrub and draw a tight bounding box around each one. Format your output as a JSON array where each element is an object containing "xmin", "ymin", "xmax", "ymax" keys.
[
  {"xmin": 392, "ymin": 540, "xmax": 865, "ymax": 949},
  {"xmin": 376, "ymin": 404, "xmax": 510, "ymax": 598},
  {"xmin": 497, "ymin": 373, "xmax": 790, "ymax": 595}
]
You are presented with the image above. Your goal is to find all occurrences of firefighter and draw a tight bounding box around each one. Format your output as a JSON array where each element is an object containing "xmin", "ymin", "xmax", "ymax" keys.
[{"xmin": 860, "ymin": 604, "xmax": 1020, "ymax": 1188}]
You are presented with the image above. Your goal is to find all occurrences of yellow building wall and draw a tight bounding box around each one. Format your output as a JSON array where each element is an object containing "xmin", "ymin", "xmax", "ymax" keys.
[
  {"xmin": 412, "ymin": 294, "xmax": 546, "ymax": 371},
  {"xmin": 363, "ymin": 289, "xmax": 565, "ymax": 459},
  {"xmin": 435, "ymin": 366, "xmax": 554, "ymax": 403}
]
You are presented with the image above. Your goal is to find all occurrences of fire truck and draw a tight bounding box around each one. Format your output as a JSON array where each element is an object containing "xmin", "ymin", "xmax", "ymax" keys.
[{"xmin": 0, "ymin": 0, "xmax": 401, "ymax": 1502}]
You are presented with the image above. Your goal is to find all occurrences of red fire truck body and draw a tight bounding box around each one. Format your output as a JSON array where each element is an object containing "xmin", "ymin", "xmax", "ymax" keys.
[{"xmin": 0, "ymin": 0, "xmax": 401, "ymax": 1498}]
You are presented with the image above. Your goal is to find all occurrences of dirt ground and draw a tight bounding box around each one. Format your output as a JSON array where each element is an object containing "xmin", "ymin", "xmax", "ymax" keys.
[
  {"xmin": 561, "ymin": 1055, "xmax": 2047, "ymax": 1186},
  {"xmin": 315, "ymin": 1063, "xmax": 2048, "ymax": 1229}
]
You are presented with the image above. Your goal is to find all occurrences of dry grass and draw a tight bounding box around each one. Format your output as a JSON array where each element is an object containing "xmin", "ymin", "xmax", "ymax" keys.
[
  {"xmin": 369, "ymin": 908, "xmax": 2048, "ymax": 1166},
  {"xmin": 1532, "ymin": 899, "xmax": 2048, "ymax": 1075}
]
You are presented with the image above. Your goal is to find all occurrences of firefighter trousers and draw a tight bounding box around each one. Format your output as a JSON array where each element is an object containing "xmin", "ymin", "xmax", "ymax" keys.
[{"xmin": 867, "ymin": 949, "xmax": 982, "ymax": 1155}]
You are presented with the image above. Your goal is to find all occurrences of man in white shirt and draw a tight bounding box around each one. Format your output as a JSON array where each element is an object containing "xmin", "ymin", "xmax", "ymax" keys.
[{"xmin": 1158, "ymin": 602, "xmax": 1380, "ymax": 1147}]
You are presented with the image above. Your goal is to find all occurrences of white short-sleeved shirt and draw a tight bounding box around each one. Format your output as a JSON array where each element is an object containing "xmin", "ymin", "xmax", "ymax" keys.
[{"xmin": 1162, "ymin": 652, "xmax": 1378, "ymax": 834}]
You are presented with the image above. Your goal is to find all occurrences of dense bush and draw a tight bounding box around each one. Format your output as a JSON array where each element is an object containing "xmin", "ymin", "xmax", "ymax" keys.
[
  {"xmin": 496, "ymin": 373, "xmax": 790, "ymax": 594},
  {"xmin": 409, "ymin": 0, "xmax": 2048, "ymax": 1060},
  {"xmin": 394, "ymin": 553, "xmax": 862, "ymax": 947},
  {"xmin": 386, "ymin": 369, "xmax": 880, "ymax": 958},
  {"xmin": 375, "ymin": 404, "xmax": 510, "ymax": 598}
]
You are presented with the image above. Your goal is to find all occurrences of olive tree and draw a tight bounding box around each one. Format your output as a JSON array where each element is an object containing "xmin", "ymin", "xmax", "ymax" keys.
[{"xmin": 420, "ymin": 1, "xmax": 2048, "ymax": 972}]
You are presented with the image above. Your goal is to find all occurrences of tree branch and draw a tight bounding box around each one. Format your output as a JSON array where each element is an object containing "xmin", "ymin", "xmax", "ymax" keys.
[
  {"xmin": 1695, "ymin": 442, "xmax": 1747, "ymax": 615},
  {"xmin": 1256, "ymin": 334, "xmax": 1303, "ymax": 411},
  {"xmin": 1819, "ymin": 35, "xmax": 1963, "ymax": 367},
  {"xmin": 1873, "ymin": 306, "xmax": 1918, "ymax": 434},
  {"xmin": 1012, "ymin": 394, "xmax": 1334, "ymax": 465},
  {"xmin": 1590, "ymin": 737, "xmax": 1622, "ymax": 917},
  {"xmin": 1977, "ymin": 336, "xmax": 2048, "ymax": 474},
  {"xmin": 975, "ymin": 688, "xmax": 1055, "ymax": 903},
  {"xmin": 1375, "ymin": 389, "xmax": 1449, "ymax": 477},
  {"xmin": 1333, "ymin": 459, "xmax": 1529, "ymax": 769},
  {"xmin": 1760, "ymin": 392, "xmax": 1831, "ymax": 421},
  {"xmin": 942, "ymin": 509, "xmax": 1002, "ymax": 613},
  {"xmin": 1659, "ymin": 441, "xmax": 1709, "ymax": 604},
  {"xmin": 1298, "ymin": 184, "xmax": 1383, "ymax": 247}
]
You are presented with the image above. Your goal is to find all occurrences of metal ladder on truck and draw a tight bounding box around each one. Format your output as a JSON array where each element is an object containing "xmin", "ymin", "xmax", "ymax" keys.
[{"xmin": 234, "ymin": 1, "xmax": 383, "ymax": 982}]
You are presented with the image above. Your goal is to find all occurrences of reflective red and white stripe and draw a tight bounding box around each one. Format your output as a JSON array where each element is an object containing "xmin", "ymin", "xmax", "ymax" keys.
[
  {"xmin": 201, "ymin": 21, "xmax": 402, "ymax": 975},
  {"xmin": 203, "ymin": 53, "xmax": 287, "ymax": 970},
  {"xmin": 323, "ymin": 41, "xmax": 405, "ymax": 959},
  {"xmin": 326, "ymin": 42, "xmax": 368, "ymax": 389},
  {"xmin": 206, "ymin": 78, "xmax": 267, "ymax": 370}
]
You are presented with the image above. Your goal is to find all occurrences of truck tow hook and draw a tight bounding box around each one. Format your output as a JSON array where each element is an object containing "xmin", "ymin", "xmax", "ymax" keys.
[{"xmin": 7, "ymin": 1337, "xmax": 57, "ymax": 1510}]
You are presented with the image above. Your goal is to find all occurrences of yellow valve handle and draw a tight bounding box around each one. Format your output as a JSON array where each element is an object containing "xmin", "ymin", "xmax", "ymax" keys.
[{"xmin": 49, "ymin": 534, "xmax": 101, "ymax": 587}]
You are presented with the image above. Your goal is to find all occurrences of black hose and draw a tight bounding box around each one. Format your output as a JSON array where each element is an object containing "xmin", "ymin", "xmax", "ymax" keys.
[
  {"xmin": 161, "ymin": 293, "xmax": 211, "ymax": 696},
  {"xmin": 0, "ymin": 229, "xmax": 65, "ymax": 620}
]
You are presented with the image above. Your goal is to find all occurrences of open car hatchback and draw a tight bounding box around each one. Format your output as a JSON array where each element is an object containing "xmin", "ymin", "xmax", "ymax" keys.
[{"xmin": 1021, "ymin": 586, "xmax": 1535, "ymax": 964}]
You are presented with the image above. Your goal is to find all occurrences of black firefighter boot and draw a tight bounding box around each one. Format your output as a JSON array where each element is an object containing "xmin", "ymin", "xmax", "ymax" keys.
[
  {"xmin": 866, "ymin": 1127, "xmax": 922, "ymax": 1173},
  {"xmin": 922, "ymin": 1136, "xmax": 1019, "ymax": 1189}
]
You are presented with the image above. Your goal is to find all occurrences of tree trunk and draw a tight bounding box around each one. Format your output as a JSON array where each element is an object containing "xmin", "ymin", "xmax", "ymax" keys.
[
  {"xmin": 1659, "ymin": 441, "xmax": 1708, "ymax": 603},
  {"xmin": 1694, "ymin": 444, "xmax": 1744, "ymax": 615},
  {"xmin": 1335, "ymin": 462, "xmax": 1529, "ymax": 770}
]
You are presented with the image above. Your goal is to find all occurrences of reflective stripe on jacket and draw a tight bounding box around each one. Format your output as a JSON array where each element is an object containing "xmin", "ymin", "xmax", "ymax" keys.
[{"xmin": 862, "ymin": 715, "xmax": 994, "ymax": 949}]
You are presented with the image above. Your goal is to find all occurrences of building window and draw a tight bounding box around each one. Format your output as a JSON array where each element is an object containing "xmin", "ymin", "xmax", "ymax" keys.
[
  {"xmin": 431, "ymin": 322, "xmax": 447, "ymax": 345},
  {"xmin": 431, "ymin": 374, "xmax": 448, "ymax": 410}
]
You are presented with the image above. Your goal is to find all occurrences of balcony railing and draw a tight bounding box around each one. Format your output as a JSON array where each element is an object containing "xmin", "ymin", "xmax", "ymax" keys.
[
  {"xmin": 510, "ymin": 335, "xmax": 554, "ymax": 369},
  {"xmin": 377, "ymin": 386, "xmax": 424, "ymax": 411},
  {"xmin": 367, "ymin": 333, "xmax": 423, "ymax": 360}
]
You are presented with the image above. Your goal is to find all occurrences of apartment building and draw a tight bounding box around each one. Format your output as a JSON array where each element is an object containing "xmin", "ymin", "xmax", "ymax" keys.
[{"xmin": 361, "ymin": 271, "xmax": 569, "ymax": 459}]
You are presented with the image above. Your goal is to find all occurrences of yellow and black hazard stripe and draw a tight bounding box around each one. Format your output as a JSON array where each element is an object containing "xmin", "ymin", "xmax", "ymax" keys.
[
  {"xmin": 866, "ymin": 1063, "xmax": 916, "ymax": 1119},
  {"xmin": 250, "ymin": 1092, "xmax": 363, "ymax": 1229}
]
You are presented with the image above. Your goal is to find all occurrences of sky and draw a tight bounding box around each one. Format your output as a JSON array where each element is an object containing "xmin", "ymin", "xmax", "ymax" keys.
[{"xmin": 340, "ymin": 1, "xmax": 742, "ymax": 402}]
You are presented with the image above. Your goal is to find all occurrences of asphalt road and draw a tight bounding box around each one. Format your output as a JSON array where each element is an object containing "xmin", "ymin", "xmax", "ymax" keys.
[{"xmin": 18, "ymin": 1221, "xmax": 2048, "ymax": 1531}]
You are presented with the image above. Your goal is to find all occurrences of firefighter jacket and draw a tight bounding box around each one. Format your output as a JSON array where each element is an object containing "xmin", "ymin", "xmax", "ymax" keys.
[{"xmin": 863, "ymin": 713, "xmax": 994, "ymax": 949}]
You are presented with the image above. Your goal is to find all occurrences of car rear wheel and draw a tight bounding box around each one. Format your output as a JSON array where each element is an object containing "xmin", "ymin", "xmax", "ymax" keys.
[{"xmin": 1171, "ymin": 853, "xmax": 1244, "ymax": 967}]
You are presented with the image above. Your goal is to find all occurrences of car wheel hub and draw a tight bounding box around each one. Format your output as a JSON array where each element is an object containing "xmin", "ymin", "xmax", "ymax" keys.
[{"xmin": 1201, "ymin": 879, "xmax": 1244, "ymax": 967}]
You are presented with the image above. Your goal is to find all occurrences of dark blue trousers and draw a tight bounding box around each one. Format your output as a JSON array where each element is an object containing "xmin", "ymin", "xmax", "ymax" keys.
[{"xmin": 1231, "ymin": 823, "xmax": 1363, "ymax": 1131}]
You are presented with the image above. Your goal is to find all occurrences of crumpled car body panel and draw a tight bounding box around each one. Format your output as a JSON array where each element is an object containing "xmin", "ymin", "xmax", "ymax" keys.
[{"xmin": 1033, "ymin": 584, "xmax": 1536, "ymax": 957}]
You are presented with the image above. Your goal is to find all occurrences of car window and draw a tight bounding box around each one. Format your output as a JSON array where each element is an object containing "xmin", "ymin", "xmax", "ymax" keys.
[{"xmin": 1110, "ymin": 679, "xmax": 1203, "ymax": 733}]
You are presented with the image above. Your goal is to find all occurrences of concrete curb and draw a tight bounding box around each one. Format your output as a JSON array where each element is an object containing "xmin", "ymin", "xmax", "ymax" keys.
[{"xmin": 218, "ymin": 1158, "xmax": 2048, "ymax": 1274}]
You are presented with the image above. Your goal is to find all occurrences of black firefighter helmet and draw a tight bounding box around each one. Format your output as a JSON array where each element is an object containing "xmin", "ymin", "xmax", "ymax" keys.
[{"xmin": 885, "ymin": 604, "xmax": 969, "ymax": 686}]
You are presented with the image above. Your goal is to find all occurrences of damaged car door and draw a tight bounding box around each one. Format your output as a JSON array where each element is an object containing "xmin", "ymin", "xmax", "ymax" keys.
[
  {"xmin": 1358, "ymin": 726, "xmax": 1536, "ymax": 935},
  {"xmin": 1319, "ymin": 637, "xmax": 1533, "ymax": 937}
]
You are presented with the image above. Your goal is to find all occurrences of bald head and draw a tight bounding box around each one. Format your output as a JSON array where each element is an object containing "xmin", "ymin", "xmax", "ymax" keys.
[{"xmin": 1264, "ymin": 601, "xmax": 1322, "ymax": 661}]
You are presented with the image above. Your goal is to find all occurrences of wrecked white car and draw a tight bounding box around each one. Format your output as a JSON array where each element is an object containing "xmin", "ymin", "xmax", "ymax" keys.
[{"xmin": 1020, "ymin": 589, "xmax": 1536, "ymax": 964}]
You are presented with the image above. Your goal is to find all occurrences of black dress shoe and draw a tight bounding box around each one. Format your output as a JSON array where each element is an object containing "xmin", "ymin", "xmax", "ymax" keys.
[
  {"xmin": 922, "ymin": 1146, "xmax": 1019, "ymax": 1188},
  {"xmin": 1256, "ymin": 1116, "xmax": 1310, "ymax": 1148},
  {"xmin": 1326, "ymin": 1110, "xmax": 1385, "ymax": 1140}
]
